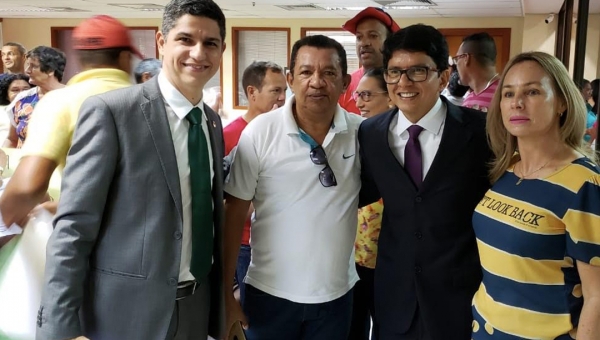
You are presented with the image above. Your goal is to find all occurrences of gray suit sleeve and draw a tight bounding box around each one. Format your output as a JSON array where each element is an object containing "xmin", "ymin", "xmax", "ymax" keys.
[{"xmin": 37, "ymin": 96, "xmax": 119, "ymax": 340}]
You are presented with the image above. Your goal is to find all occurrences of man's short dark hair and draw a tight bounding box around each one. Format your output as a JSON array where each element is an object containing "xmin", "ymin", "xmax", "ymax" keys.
[
  {"xmin": 242, "ymin": 61, "xmax": 284, "ymax": 97},
  {"xmin": 461, "ymin": 32, "xmax": 497, "ymax": 67},
  {"xmin": 162, "ymin": 0, "xmax": 226, "ymax": 42},
  {"xmin": 76, "ymin": 48, "xmax": 129, "ymax": 70},
  {"xmin": 382, "ymin": 24, "xmax": 449, "ymax": 72},
  {"xmin": 0, "ymin": 73, "xmax": 30, "ymax": 105},
  {"xmin": 134, "ymin": 58, "xmax": 162, "ymax": 83},
  {"xmin": 290, "ymin": 35, "xmax": 348, "ymax": 76},
  {"xmin": 3, "ymin": 42, "xmax": 26, "ymax": 56},
  {"xmin": 26, "ymin": 46, "xmax": 67, "ymax": 82}
]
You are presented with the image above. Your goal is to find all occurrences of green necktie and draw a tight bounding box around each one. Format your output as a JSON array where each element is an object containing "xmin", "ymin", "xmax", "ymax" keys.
[{"xmin": 185, "ymin": 107, "xmax": 213, "ymax": 280}]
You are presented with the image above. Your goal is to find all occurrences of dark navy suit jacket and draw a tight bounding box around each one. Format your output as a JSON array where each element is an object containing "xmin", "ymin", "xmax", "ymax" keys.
[{"xmin": 359, "ymin": 96, "xmax": 492, "ymax": 339}]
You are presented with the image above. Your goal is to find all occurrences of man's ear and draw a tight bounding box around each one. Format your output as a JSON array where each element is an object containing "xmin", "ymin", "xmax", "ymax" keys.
[
  {"xmin": 438, "ymin": 68, "xmax": 451, "ymax": 93},
  {"xmin": 342, "ymin": 74, "xmax": 351, "ymax": 91},
  {"xmin": 156, "ymin": 31, "xmax": 166, "ymax": 56},
  {"xmin": 247, "ymin": 86, "xmax": 257, "ymax": 101}
]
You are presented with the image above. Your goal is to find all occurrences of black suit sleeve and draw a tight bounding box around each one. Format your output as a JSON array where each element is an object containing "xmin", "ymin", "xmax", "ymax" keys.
[{"xmin": 358, "ymin": 122, "xmax": 380, "ymax": 208}]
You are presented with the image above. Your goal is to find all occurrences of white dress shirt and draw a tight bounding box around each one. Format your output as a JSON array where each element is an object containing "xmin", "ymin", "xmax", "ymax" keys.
[
  {"xmin": 157, "ymin": 72, "xmax": 214, "ymax": 282},
  {"xmin": 388, "ymin": 98, "xmax": 446, "ymax": 181}
]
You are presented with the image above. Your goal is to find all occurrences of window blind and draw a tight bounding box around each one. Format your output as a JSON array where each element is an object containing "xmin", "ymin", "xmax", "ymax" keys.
[{"xmin": 236, "ymin": 30, "xmax": 289, "ymax": 107}]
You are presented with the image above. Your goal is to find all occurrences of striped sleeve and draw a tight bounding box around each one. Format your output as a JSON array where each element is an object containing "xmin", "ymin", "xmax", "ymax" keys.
[{"xmin": 563, "ymin": 174, "xmax": 600, "ymax": 266}]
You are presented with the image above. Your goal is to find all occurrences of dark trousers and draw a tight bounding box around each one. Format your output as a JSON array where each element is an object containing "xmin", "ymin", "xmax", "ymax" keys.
[
  {"xmin": 166, "ymin": 279, "xmax": 210, "ymax": 340},
  {"xmin": 378, "ymin": 307, "xmax": 431, "ymax": 340},
  {"xmin": 348, "ymin": 264, "xmax": 377, "ymax": 340},
  {"xmin": 243, "ymin": 284, "xmax": 353, "ymax": 340},
  {"xmin": 235, "ymin": 244, "xmax": 251, "ymax": 304}
]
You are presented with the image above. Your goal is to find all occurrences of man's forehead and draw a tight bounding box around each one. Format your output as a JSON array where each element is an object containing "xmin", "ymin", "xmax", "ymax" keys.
[
  {"xmin": 297, "ymin": 47, "xmax": 340, "ymax": 62},
  {"xmin": 263, "ymin": 71, "xmax": 286, "ymax": 84},
  {"xmin": 169, "ymin": 16, "xmax": 222, "ymax": 40},
  {"xmin": 356, "ymin": 18, "xmax": 388, "ymax": 33}
]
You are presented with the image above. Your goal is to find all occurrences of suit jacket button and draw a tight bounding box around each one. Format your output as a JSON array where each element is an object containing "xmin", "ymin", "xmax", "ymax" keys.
[
  {"xmin": 414, "ymin": 231, "xmax": 422, "ymax": 239},
  {"xmin": 415, "ymin": 196, "xmax": 422, "ymax": 203},
  {"xmin": 173, "ymin": 231, "xmax": 182, "ymax": 240},
  {"xmin": 168, "ymin": 278, "xmax": 177, "ymax": 286},
  {"xmin": 415, "ymin": 265, "xmax": 422, "ymax": 274}
]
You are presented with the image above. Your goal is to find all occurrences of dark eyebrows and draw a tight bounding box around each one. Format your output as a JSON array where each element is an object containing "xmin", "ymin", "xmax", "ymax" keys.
[
  {"xmin": 174, "ymin": 32, "xmax": 222, "ymax": 44},
  {"xmin": 204, "ymin": 37, "xmax": 222, "ymax": 44},
  {"xmin": 174, "ymin": 32, "xmax": 193, "ymax": 39}
]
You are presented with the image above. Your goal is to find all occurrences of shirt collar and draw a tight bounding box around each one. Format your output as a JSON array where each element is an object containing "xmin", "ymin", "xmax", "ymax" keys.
[
  {"xmin": 157, "ymin": 71, "xmax": 205, "ymax": 121},
  {"xmin": 67, "ymin": 68, "xmax": 131, "ymax": 86},
  {"xmin": 396, "ymin": 97, "xmax": 445, "ymax": 136},
  {"xmin": 283, "ymin": 94, "xmax": 349, "ymax": 135}
]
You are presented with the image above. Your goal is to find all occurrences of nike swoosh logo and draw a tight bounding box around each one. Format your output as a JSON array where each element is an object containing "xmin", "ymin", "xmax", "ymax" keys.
[{"xmin": 343, "ymin": 154, "xmax": 355, "ymax": 159}]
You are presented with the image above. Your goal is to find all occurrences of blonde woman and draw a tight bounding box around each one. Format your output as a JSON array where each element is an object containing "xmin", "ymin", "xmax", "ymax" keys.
[{"xmin": 471, "ymin": 51, "xmax": 600, "ymax": 339}]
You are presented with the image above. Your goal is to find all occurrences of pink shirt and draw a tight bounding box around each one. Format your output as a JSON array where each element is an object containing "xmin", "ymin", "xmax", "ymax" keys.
[
  {"xmin": 338, "ymin": 68, "xmax": 365, "ymax": 115},
  {"xmin": 462, "ymin": 78, "xmax": 499, "ymax": 113}
]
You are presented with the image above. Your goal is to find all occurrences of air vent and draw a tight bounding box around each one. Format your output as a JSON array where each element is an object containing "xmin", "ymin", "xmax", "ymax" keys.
[
  {"xmin": 275, "ymin": 4, "xmax": 325, "ymax": 11},
  {"xmin": 109, "ymin": 3, "xmax": 164, "ymax": 11},
  {"xmin": 373, "ymin": 0, "xmax": 401, "ymax": 5},
  {"xmin": 39, "ymin": 7, "xmax": 89, "ymax": 12},
  {"xmin": 373, "ymin": 0, "xmax": 436, "ymax": 5}
]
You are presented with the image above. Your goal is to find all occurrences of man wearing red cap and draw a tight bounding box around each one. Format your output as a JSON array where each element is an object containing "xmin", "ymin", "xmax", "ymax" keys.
[
  {"xmin": 0, "ymin": 13, "xmax": 136, "ymax": 340},
  {"xmin": 339, "ymin": 7, "xmax": 400, "ymax": 115},
  {"xmin": 0, "ymin": 15, "xmax": 138, "ymax": 227}
]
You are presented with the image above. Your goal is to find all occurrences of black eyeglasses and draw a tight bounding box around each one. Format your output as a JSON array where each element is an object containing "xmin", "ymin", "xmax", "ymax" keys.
[
  {"xmin": 383, "ymin": 66, "xmax": 440, "ymax": 84},
  {"xmin": 310, "ymin": 145, "xmax": 337, "ymax": 187}
]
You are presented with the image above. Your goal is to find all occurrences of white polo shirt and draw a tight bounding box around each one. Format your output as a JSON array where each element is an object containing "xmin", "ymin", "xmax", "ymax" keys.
[{"xmin": 224, "ymin": 95, "xmax": 363, "ymax": 304}]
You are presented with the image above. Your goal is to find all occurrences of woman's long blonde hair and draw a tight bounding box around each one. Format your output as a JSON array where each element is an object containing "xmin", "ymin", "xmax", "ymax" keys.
[{"xmin": 486, "ymin": 51, "xmax": 591, "ymax": 183}]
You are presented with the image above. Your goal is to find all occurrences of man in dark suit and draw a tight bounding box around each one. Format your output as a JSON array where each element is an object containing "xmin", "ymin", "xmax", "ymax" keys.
[
  {"xmin": 36, "ymin": 0, "xmax": 226, "ymax": 339},
  {"xmin": 359, "ymin": 24, "xmax": 492, "ymax": 340}
]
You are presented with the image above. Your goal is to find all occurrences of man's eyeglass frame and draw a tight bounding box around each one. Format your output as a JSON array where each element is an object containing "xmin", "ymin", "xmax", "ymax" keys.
[{"xmin": 382, "ymin": 66, "xmax": 441, "ymax": 84}]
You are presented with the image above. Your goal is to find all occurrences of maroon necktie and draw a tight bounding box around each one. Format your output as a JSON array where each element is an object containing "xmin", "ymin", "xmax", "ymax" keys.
[{"xmin": 405, "ymin": 125, "xmax": 424, "ymax": 187}]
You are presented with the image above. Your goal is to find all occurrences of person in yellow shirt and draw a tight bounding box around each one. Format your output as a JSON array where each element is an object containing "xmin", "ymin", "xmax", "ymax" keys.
[{"xmin": 0, "ymin": 15, "xmax": 141, "ymax": 227}]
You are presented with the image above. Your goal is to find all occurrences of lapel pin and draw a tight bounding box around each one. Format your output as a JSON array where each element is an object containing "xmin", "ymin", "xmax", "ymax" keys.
[{"xmin": 212, "ymin": 121, "xmax": 217, "ymax": 128}]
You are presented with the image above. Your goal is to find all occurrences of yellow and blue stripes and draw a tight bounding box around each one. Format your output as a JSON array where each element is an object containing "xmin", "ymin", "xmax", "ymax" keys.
[{"xmin": 471, "ymin": 158, "xmax": 600, "ymax": 339}]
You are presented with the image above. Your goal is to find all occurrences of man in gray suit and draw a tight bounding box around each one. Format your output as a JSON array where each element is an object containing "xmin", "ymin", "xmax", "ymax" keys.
[{"xmin": 36, "ymin": 0, "xmax": 226, "ymax": 339}]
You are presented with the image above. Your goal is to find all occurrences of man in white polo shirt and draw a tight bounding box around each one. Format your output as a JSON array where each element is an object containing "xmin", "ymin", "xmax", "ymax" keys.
[{"xmin": 223, "ymin": 35, "xmax": 363, "ymax": 340}]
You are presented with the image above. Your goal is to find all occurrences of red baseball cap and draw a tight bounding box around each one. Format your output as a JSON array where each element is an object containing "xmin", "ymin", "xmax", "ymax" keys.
[
  {"xmin": 343, "ymin": 7, "xmax": 401, "ymax": 35},
  {"xmin": 72, "ymin": 15, "xmax": 144, "ymax": 59}
]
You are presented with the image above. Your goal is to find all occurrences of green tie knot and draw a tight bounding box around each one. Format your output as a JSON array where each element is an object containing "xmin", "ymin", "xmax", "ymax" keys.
[{"xmin": 186, "ymin": 107, "xmax": 202, "ymax": 125}]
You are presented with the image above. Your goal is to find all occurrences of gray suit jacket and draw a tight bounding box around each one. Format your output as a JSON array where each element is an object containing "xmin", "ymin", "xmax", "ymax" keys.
[{"xmin": 36, "ymin": 77, "xmax": 225, "ymax": 340}]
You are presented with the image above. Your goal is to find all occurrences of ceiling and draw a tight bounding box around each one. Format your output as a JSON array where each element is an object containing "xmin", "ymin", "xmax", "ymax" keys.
[{"xmin": 0, "ymin": 0, "xmax": 597, "ymax": 19}]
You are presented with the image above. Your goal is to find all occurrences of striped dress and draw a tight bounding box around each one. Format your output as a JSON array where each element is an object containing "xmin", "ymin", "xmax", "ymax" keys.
[{"xmin": 472, "ymin": 157, "xmax": 600, "ymax": 339}]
